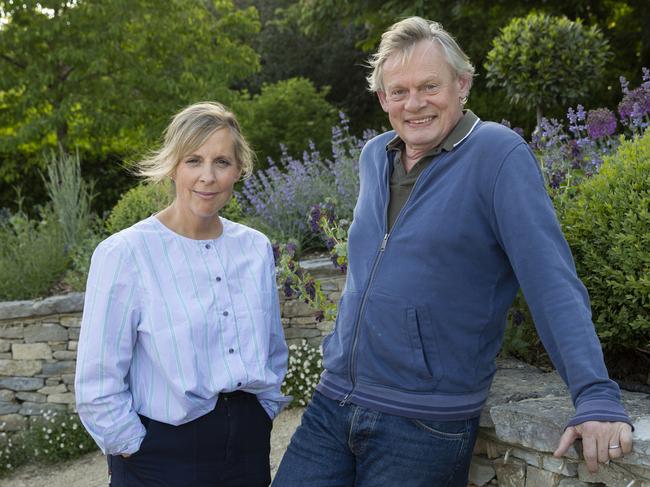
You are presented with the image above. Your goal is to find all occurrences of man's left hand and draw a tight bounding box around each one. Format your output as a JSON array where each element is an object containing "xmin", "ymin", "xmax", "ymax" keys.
[{"xmin": 553, "ymin": 421, "xmax": 633, "ymax": 472}]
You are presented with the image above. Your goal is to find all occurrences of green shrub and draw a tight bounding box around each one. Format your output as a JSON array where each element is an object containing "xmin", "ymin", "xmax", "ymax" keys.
[
  {"xmin": 236, "ymin": 77, "xmax": 338, "ymax": 164},
  {"xmin": 62, "ymin": 228, "xmax": 105, "ymax": 292},
  {"xmin": 282, "ymin": 340, "xmax": 323, "ymax": 407},
  {"xmin": 0, "ymin": 209, "xmax": 68, "ymax": 301},
  {"xmin": 558, "ymin": 132, "xmax": 650, "ymax": 352},
  {"xmin": 0, "ymin": 411, "xmax": 97, "ymax": 477},
  {"xmin": 106, "ymin": 181, "xmax": 243, "ymax": 235}
]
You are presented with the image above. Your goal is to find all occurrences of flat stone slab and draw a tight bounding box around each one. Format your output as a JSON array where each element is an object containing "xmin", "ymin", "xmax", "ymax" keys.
[{"xmin": 0, "ymin": 293, "xmax": 84, "ymax": 320}]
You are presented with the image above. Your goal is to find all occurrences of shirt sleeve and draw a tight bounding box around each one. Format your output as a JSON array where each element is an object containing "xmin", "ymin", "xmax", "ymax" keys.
[
  {"xmin": 74, "ymin": 235, "xmax": 147, "ymax": 455},
  {"xmin": 490, "ymin": 143, "xmax": 631, "ymax": 428},
  {"xmin": 256, "ymin": 242, "xmax": 292, "ymax": 420}
]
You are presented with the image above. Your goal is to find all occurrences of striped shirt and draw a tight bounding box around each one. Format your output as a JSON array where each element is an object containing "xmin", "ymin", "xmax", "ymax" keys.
[{"xmin": 75, "ymin": 215, "xmax": 290, "ymax": 455}]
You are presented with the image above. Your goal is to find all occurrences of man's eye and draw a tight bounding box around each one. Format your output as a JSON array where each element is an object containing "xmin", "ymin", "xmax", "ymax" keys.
[{"xmin": 423, "ymin": 84, "xmax": 437, "ymax": 92}]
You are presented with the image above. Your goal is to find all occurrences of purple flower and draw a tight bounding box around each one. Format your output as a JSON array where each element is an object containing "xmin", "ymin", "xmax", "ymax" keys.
[
  {"xmin": 309, "ymin": 205, "xmax": 322, "ymax": 233},
  {"xmin": 586, "ymin": 108, "xmax": 617, "ymax": 139},
  {"xmin": 618, "ymin": 85, "xmax": 650, "ymax": 121},
  {"xmin": 513, "ymin": 127, "xmax": 525, "ymax": 138},
  {"xmin": 325, "ymin": 237, "xmax": 336, "ymax": 250},
  {"xmin": 283, "ymin": 277, "xmax": 294, "ymax": 297},
  {"xmin": 285, "ymin": 242, "xmax": 297, "ymax": 258},
  {"xmin": 304, "ymin": 277, "xmax": 316, "ymax": 301}
]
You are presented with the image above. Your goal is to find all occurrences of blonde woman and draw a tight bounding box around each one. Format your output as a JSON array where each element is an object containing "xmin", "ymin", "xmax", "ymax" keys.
[{"xmin": 75, "ymin": 102, "xmax": 289, "ymax": 487}]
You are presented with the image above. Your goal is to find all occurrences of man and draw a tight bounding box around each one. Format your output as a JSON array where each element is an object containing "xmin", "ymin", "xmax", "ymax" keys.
[{"xmin": 273, "ymin": 17, "xmax": 633, "ymax": 487}]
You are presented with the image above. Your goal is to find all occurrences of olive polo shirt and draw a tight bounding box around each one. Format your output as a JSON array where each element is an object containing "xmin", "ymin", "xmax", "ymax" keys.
[{"xmin": 386, "ymin": 110, "xmax": 480, "ymax": 231}]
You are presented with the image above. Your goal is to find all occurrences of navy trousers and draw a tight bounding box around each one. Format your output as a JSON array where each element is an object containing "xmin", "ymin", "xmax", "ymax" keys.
[{"xmin": 108, "ymin": 391, "xmax": 272, "ymax": 487}]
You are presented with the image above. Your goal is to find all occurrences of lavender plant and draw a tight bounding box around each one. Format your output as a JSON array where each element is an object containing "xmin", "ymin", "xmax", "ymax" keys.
[{"xmin": 237, "ymin": 113, "xmax": 375, "ymax": 249}]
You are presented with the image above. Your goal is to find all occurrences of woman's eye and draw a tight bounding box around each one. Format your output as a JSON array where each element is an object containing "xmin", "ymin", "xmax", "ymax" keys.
[
  {"xmin": 215, "ymin": 159, "xmax": 231, "ymax": 166},
  {"xmin": 185, "ymin": 158, "xmax": 199, "ymax": 164}
]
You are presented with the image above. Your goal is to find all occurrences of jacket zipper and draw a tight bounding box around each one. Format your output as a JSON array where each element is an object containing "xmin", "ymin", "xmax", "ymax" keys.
[{"xmin": 339, "ymin": 153, "xmax": 431, "ymax": 406}]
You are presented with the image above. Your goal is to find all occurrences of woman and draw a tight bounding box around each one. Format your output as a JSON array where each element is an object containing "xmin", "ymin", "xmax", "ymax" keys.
[{"xmin": 75, "ymin": 102, "xmax": 289, "ymax": 487}]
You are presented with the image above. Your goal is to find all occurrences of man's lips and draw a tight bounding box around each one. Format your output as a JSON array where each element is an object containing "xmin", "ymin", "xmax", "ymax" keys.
[
  {"xmin": 405, "ymin": 116, "xmax": 435, "ymax": 125},
  {"xmin": 193, "ymin": 190, "xmax": 218, "ymax": 199}
]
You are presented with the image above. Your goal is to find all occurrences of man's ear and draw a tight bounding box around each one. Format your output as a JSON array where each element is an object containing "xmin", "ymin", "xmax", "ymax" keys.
[{"xmin": 377, "ymin": 91, "xmax": 390, "ymax": 113}]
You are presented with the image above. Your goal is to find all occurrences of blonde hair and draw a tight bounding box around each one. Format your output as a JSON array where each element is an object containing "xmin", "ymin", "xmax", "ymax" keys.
[
  {"xmin": 135, "ymin": 101, "xmax": 255, "ymax": 182},
  {"xmin": 367, "ymin": 16, "xmax": 475, "ymax": 93}
]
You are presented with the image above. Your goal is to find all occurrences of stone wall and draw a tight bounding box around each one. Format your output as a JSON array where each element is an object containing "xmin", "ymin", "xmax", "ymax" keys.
[{"xmin": 0, "ymin": 259, "xmax": 649, "ymax": 486}]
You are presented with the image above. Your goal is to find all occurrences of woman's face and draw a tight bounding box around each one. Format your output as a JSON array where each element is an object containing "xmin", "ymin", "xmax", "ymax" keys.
[{"xmin": 172, "ymin": 128, "xmax": 241, "ymax": 221}]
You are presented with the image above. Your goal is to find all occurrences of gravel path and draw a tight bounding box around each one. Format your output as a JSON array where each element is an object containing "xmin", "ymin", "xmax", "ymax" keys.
[{"xmin": 0, "ymin": 408, "xmax": 304, "ymax": 487}]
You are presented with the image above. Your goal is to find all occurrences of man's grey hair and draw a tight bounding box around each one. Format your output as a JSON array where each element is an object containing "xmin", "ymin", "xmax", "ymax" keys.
[{"xmin": 367, "ymin": 16, "xmax": 475, "ymax": 93}]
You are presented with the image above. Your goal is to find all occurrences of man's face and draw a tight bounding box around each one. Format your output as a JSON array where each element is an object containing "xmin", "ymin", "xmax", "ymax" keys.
[{"xmin": 378, "ymin": 40, "xmax": 470, "ymax": 155}]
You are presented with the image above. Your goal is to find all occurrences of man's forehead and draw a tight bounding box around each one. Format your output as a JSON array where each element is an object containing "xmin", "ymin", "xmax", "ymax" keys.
[{"xmin": 382, "ymin": 40, "xmax": 452, "ymax": 81}]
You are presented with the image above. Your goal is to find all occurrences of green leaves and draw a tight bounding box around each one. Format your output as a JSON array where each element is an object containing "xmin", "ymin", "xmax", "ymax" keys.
[{"xmin": 484, "ymin": 12, "xmax": 611, "ymax": 124}]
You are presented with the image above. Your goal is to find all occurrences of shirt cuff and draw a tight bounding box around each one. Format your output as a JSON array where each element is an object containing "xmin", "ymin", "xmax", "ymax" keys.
[
  {"xmin": 258, "ymin": 396, "xmax": 291, "ymax": 420},
  {"xmin": 566, "ymin": 398, "xmax": 633, "ymax": 429}
]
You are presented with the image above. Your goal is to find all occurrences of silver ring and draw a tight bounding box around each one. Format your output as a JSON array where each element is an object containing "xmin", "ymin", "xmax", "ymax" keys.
[{"xmin": 608, "ymin": 445, "xmax": 621, "ymax": 449}]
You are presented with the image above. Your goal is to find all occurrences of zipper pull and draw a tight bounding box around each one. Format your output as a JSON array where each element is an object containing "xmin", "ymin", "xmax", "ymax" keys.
[
  {"xmin": 380, "ymin": 233, "xmax": 389, "ymax": 251},
  {"xmin": 339, "ymin": 393, "xmax": 351, "ymax": 406}
]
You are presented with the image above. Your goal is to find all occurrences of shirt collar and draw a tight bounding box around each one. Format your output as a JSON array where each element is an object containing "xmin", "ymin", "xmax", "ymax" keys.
[{"xmin": 386, "ymin": 110, "xmax": 480, "ymax": 155}]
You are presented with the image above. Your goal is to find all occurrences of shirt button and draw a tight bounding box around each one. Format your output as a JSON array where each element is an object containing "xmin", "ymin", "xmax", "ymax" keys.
[
  {"xmin": 205, "ymin": 243, "xmax": 211, "ymax": 249},
  {"xmin": 215, "ymin": 276, "xmax": 221, "ymax": 282},
  {"xmin": 223, "ymin": 310, "xmax": 229, "ymax": 316},
  {"xmin": 237, "ymin": 382, "xmax": 242, "ymax": 387},
  {"xmin": 229, "ymin": 348, "xmax": 234, "ymax": 354}
]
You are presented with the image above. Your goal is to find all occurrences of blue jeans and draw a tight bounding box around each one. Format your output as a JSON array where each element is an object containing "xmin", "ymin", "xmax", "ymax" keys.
[{"xmin": 273, "ymin": 391, "xmax": 479, "ymax": 487}]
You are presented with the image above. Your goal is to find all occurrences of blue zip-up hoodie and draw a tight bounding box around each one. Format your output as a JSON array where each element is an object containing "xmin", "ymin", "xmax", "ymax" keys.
[{"xmin": 317, "ymin": 119, "xmax": 630, "ymax": 427}]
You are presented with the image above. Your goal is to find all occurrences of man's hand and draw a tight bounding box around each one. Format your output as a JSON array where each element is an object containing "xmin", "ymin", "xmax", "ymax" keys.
[{"xmin": 553, "ymin": 421, "xmax": 633, "ymax": 472}]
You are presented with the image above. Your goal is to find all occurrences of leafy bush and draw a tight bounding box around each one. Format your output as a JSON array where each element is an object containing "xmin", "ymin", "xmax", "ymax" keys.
[
  {"xmin": 105, "ymin": 181, "xmax": 243, "ymax": 235},
  {"xmin": 282, "ymin": 340, "xmax": 323, "ymax": 407},
  {"xmin": 558, "ymin": 132, "xmax": 650, "ymax": 353},
  {"xmin": 0, "ymin": 411, "xmax": 97, "ymax": 477},
  {"xmin": 61, "ymin": 229, "xmax": 105, "ymax": 292},
  {"xmin": 237, "ymin": 77, "xmax": 338, "ymax": 164},
  {"xmin": 485, "ymin": 12, "xmax": 611, "ymax": 125},
  {"xmin": 0, "ymin": 208, "xmax": 68, "ymax": 300},
  {"xmin": 237, "ymin": 114, "xmax": 375, "ymax": 249}
]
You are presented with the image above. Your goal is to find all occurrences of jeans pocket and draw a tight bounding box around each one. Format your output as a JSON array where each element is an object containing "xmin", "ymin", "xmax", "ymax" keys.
[{"xmin": 410, "ymin": 417, "xmax": 473, "ymax": 440}]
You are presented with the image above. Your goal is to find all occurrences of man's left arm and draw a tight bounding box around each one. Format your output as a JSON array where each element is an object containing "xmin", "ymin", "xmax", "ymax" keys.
[{"xmin": 490, "ymin": 143, "xmax": 633, "ymax": 471}]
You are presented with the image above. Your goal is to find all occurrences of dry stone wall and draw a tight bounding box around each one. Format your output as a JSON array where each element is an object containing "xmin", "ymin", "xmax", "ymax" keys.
[{"xmin": 0, "ymin": 259, "xmax": 649, "ymax": 486}]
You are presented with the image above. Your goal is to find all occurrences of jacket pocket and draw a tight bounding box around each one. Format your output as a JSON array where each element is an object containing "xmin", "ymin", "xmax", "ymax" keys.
[
  {"xmin": 322, "ymin": 292, "xmax": 362, "ymax": 376},
  {"xmin": 356, "ymin": 293, "xmax": 442, "ymax": 391}
]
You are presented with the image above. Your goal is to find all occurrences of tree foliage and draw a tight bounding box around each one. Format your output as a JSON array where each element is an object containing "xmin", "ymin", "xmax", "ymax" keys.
[
  {"xmin": 484, "ymin": 12, "xmax": 611, "ymax": 125},
  {"xmin": 236, "ymin": 77, "xmax": 337, "ymax": 163},
  {"xmin": 0, "ymin": 0, "xmax": 260, "ymax": 186}
]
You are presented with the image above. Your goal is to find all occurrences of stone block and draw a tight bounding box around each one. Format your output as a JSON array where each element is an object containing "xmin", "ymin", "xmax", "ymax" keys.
[
  {"xmin": 60, "ymin": 316, "xmax": 81, "ymax": 327},
  {"xmin": 62, "ymin": 374, "xmax": 75, "ymax": 385},
  {"xmin": 38, "ymin": 384, "xmax": 67, "ymax": 395},
  {"xmin": 319, "ymin": 280, "xmax": 339, "ymax": 292},
  {"xmin": 16, "ymin": 392, "xmax": 46, "ymax": 403},
  {"xmin": 557, "ymin": 479, "xmax": 592, "ymax": 486},
  {"xmin": 0, "ymin": 325, "xmax": 24, "ymax": 339},
  {"xmin": 578, "ymin": 462, "xmax": 650, "ymax": 487},
  {"xmin": 328, "ymin": 292, "xmax": 342, "ymax": 302},
  {"xmin": 469, "ymin": 455, "xmax": 496, "ymax": 486},
  {"xmin": 0, "ymin": 390, "xmax": 14, "ymax": 402},
  {"xmin": 68, "ymin": 340, "xmax": 78, "ymax": 351},
  {"xmin": 0, "ymin": 293, "xmax": 84, "ymax": 321},
  {"xmin": 68, "ymin": 328, "xmax": 80, "ymax": 340},
  {"xmin": 525, "ymin": 465, "xmax": 561, "ymax": 487},
  {"xmin": 0, "ymin": 353, "xmax": 10, "ymax": 359},
  {"xmin": 0, "ymin": 402, "xmax": 20, "ymax": 414},
  {"xmin": 45, "ymin": 377, "xmax": 61, "ymax": 386},
  {"xmin": 494, "ymin": 457, "xmax": 526, "ymax": 487},
  {"xmin": 12, "ymin": 342, "xmax": 52, "ymax": 360},
  {"xmin": 316, "ymin": 321, "xmax": 334, "ymax": 333},
  {"xmin": 290, "ymin": 317, "xmax": 318, "ymax": 326},
  {"xmin": 47, "ymin": 392, "xmax": 75, "ymax": 404},
  {"xmin": 0, "ymin": 413, "xmax": 26, "ymax": 431},
  {"xmin": 24, "ymin": 323, "xmax": 68, "ymax": 343},
  {"xmin": 50, "ymin": 342, "xmax": 67, "ymax": 351},
  {"xmin": 19, "ymin": 402, "xmax": 67, "ymax": 416},
  {"xmin": 53, "ymin": 350, "xmax": 77, "ymax": 360},
  {"xmin": 510, "ymin": 446, "xmax": 578, "ymax": 476},
  {"xmin": 0, "ymin": 339, "xmax": 11, "ymax": 353},
  {"xmin": 41, "ymin": 360, "xmax": 76, "ymax": 375},
  {"xmin": 283, "ymin": 299, "xmax": 317, "ymax": 318},
  {"xmin": 306, "ymin": 336, "xmax": 322, "ymax": 347},
  {"xmin": 283, "ymin": 327, "xmax": 321, "ymax": 339},
  {"xmin": 0, "ymin": 377, "xmax": 44, "ymax": 391},
  {"xmin": 0, "ymin": 359, "xmax": 42, "ymax": 376},
  {"xmin": 490, "ymin": 396, "xmax": 579, "ymax": 458}
]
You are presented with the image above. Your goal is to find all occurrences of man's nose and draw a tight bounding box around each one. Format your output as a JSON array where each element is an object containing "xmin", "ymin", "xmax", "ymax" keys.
[{"xmin": 404, "ymin": 89, "xmax": 426, "ymax": 111}]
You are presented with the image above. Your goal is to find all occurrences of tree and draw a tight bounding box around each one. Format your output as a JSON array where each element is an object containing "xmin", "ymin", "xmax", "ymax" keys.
[
  {"xmin": 486, "ymin": 13, "xmax": 611, "ymax": 126},
  {"xmin": 235, "ymin": 77, "xmax": 337, "ymax": 164},
  {"xmin": 0, "ymin": 0, "xmax": 260, "ymax": 205}
]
